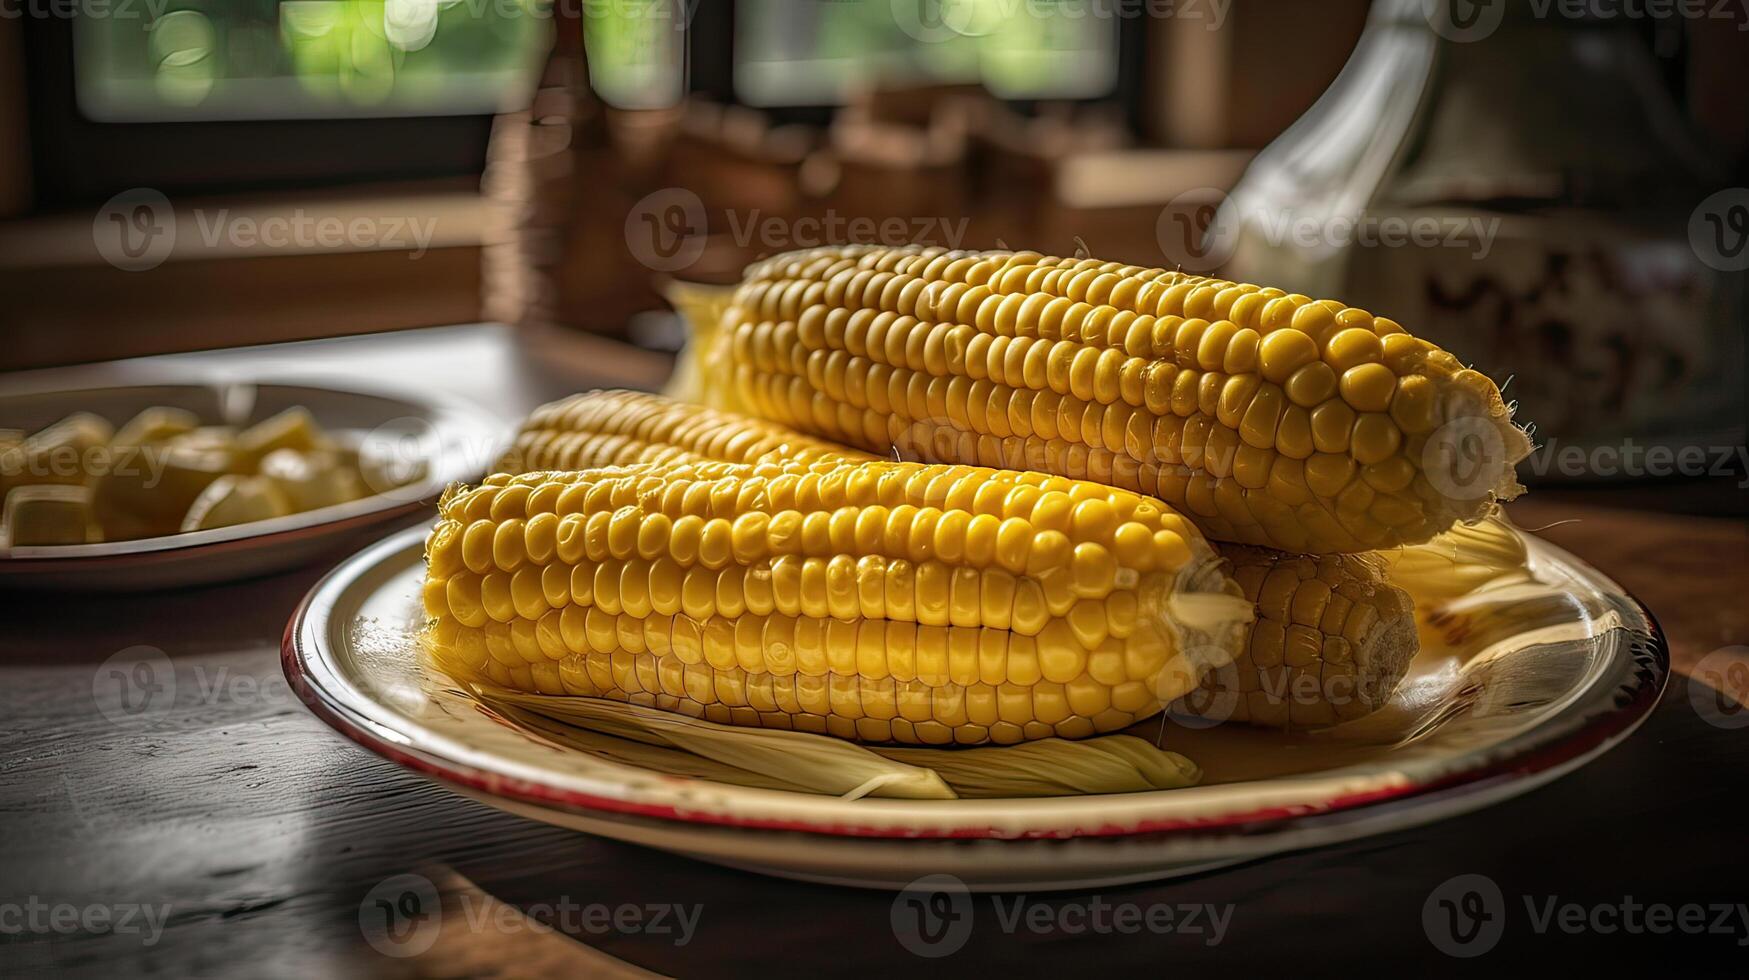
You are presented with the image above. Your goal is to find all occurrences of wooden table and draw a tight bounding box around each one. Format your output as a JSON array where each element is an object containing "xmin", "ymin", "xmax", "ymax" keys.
[{"xmin": 3, "ymin": 326, "xmax": 1745, "ymax": 977}]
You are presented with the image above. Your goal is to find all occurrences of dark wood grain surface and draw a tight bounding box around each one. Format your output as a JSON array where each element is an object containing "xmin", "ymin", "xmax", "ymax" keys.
[{"xmin": 2, "ymin": 326, "xmax": 1745, "ymax": 978}]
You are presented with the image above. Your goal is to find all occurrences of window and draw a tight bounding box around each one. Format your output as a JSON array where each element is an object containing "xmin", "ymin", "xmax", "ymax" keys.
[
  {"xmin": 734, "ymin": 0, "xmax": 1120, "ymax": 106},
  {"xmin": 74, "ymin": 0, "xmax": 547, "ymax": 122}
]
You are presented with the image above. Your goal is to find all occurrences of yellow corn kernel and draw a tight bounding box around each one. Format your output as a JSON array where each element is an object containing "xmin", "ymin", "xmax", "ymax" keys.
[
  {"xmin": 1182, "ymin": 546, "xmax": 1417, "ymax": 728},
  {"xmin": 704, "ymin": 245, "xmax": 1530, "ymax": 554},
  {"xmin": 424, "ymin": 458, "xmax": 1249, "ymax": 745}
]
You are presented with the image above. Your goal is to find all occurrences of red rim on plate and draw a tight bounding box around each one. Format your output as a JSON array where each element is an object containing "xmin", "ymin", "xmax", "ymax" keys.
[{"xmin": 284, "ymin": 525, "xmax": 1669, "ymax": 841}]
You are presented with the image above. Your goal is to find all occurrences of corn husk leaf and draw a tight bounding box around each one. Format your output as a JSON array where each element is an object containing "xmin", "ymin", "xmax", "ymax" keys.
[
  {"xmin": 1380, "ymin": 510, "xmax": 1561, "ymax": 660},
  {"xmin": 456, "ymin": 679, "xmax": 956, "ymax": 800},
  {"xmin": 882, "ymin": 736, "xmax": 1201, "ymax": 797},
  {"xmin": 448, "ymin": 676, "xmax": 1202, "ymax": 801},
  {"xmin": 1382, "ymin": 509, "xmax": 1534, "ymax": 604}
]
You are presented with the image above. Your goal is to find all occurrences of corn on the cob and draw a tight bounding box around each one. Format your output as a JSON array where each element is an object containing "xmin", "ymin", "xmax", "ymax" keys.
[
  {"xmin": 496, "ymin": 388, "xmax": 853, "ymax": 474},
  {"xmin": 1184, "ymin": 547, "xmax": 1416, "ymax": 727},
  {"xmin": 495, "ymin": 389, "xmax": 1421, "ymax": 729},
  {"xmin": 701, "ymin": 244, "xmax": 1530, "ymax": 554},
  {"xmin": 423, "ymin": 458, "xmax": 1251, "ymax": 745}
]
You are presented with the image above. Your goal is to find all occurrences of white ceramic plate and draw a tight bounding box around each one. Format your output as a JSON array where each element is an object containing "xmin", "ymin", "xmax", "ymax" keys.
[
  {"xmin": 1, "ymin": 380, "xmax": 504, "ymax": 590},
  {"xmin": 285, "ymin": 524, "xmax": 1667, "ymax": 891}
]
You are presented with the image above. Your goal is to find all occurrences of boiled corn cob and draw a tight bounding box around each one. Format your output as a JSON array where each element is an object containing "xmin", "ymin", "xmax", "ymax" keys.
[
  {"xmin": 698, "ymin": 244, "xmax": 1531, "ymax": 554},
  {"xmin": 1186, "ymin": 547, "xmax": 1416, "ymax": 727},
  {"xmin": 496, "ymin": 389, "xmax": 1421, "ymax": 728},
  {"xmin": 496, "ymin": 388, "xmax": 854, "ymax": 474},
  {"xmin": 423, "ymin": 458, "xmax": 1252, "ymax": 745}
]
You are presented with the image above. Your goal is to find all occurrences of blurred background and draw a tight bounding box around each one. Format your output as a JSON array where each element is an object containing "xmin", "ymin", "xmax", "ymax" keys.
[{"xmin": 0, "ymin": 0, "xmax": 1744, "ymax": 499}]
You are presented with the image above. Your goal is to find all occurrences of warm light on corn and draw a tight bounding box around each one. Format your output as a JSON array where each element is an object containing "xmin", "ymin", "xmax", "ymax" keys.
[
  {"xmin": 422, "ymin": 458, "xmax": 1251, "ymax": 745},
  {"xmin": 702, "ymin": 244, "xmax": 1531, "ymax": 554},
  {"xmin": 493, "ymin": 389, "xmax": 1422, "ymax": 729},
  {"xmin": 496, "ymin": 389, "xmax": 853, "ymax": 474}
]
